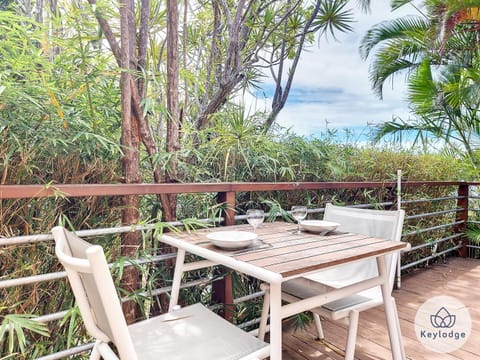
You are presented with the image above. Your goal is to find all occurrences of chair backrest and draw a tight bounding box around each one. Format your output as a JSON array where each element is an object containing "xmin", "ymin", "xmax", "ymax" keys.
[
  {"xmin": 52, "ymin": 226, "xmax": 137, "ymax": 359},
  {"xmin": 321, "ymin": 203, "xmax": 405, "ymax": 291}
]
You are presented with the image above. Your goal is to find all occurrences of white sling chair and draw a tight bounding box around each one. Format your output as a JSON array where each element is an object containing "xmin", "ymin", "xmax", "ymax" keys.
[
  {"xmin": 258, "ymin": 203, "xmax": 405, "ymax": 360},
  {"xmin": 52, "ymin": 226, "xmax": 270, "ymax": 360}
]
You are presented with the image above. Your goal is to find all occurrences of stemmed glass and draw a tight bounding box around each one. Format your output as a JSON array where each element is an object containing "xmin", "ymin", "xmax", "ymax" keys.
[
  {"xmin": 246, "ymin": 209, "xmax": 265, "ymax": 233},
  {"xmin": 291, "ymin": 205, "xmax": 307, "ymax": 234}
]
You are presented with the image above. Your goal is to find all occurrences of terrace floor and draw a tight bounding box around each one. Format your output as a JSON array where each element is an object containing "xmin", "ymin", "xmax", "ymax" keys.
[{"xmin": 279, "ymin": 257, "xmax": 480, "ymax": 360}]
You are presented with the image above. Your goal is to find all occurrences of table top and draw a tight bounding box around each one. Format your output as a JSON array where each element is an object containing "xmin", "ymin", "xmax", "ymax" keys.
[{"xmin": 162, "ymin": 222, "xmax": 408, "ymax": 279}]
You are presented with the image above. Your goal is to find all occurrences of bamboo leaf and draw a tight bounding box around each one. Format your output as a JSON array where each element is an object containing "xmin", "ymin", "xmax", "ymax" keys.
[{"xmin": 0, "ymin": 314, "xmax": 48, "ymax": 354}]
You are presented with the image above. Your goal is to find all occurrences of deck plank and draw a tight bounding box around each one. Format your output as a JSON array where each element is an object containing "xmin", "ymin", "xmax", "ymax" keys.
[{"xmin": 280, "ymin": 257, "xmax": 480, "ymax": 360}]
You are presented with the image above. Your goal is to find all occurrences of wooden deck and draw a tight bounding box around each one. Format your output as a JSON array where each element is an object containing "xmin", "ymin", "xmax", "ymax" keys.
[{"xmin": 279, "ymin": 257, "xmax": 480, "ymax": 360}]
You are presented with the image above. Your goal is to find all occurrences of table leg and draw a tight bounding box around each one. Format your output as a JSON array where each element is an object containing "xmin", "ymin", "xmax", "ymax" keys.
[
  {"xmin": 377, "ymin": 255, "xmax": 405, "ymax": 360},
  {"xmin": 168, "ymin": 248, "xmax": 186, "ymax": 311},
  {"xmin": 269, "ymin": 281, "xmax": 282, "ymax": 360}
]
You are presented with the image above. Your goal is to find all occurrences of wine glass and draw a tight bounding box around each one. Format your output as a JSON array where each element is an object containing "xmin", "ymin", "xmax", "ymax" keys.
[
  {"xmin": 246, "ymin": 209, "xmax": 265, "ymax": 233},
  {"xmin": 291, "ymin": 205, "xmax": 307, "ymax": 234}
]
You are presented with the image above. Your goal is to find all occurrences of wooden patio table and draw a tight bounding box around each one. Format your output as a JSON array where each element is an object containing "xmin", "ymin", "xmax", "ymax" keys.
[{"xmin": 160, "ymin": 221, "xmax": 409, "ymax": 360}]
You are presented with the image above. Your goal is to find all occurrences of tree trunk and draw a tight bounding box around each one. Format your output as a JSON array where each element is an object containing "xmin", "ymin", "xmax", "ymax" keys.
[
  {"xmin": 88, "ymin": 0, "xmax": 175, "ymax": 221},
  {"xmin": 119, "ymin": 0, "xmax": 141, "ymax": 324},
  {"xmin": 166, "ymin": 0, "xmax": 179, "ymax": 219}
]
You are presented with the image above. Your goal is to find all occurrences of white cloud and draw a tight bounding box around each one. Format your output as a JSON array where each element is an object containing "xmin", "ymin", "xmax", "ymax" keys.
[{"xmin": 256, "ymin": 1, "xmax": 421, "ymax": 137}]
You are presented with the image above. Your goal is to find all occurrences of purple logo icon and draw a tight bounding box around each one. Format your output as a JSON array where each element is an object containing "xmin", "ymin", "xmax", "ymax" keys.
[{"xmin": 430, "ymin": 307, "xmax": 456, "ymax": 328}]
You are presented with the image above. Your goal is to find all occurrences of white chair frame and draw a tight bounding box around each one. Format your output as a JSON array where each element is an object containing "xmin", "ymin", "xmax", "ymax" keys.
[
  {"xmin": 258, "ymin": 204, "xmax": 406, "ymax": 360},
  {"xmin": 52, "ymin": 226, "xmax": 270, "ymax": 360}
]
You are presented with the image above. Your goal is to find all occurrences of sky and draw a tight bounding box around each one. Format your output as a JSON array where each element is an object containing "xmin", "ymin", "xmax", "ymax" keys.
[{"xmin": 253, "ymin": 1, "xmax": 422, "ymax": 140}]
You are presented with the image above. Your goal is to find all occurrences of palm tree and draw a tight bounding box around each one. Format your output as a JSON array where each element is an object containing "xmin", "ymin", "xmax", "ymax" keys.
[
  {"xmin": 361, "ymin": 0, "xmax": 480, "ymax": 170},
  {"xmin": 374, "ymin": 58, "xmax": 480, "ymax": 169},
  {"xmin": 359, "ymin": 12, "xmax": 432, "ymax": 98},
  {"xmin": 360, "ymin": 1, "xmax": 480, "ymax": 96}
]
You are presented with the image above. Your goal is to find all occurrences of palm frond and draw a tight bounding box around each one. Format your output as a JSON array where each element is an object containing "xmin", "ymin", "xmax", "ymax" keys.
[
  {"xmin": 466, "ymin": 224, "xmax": 480, "ymax": 244},
  {"xmin": 359, "ymin": 15, "xmax": 429, "ymax": 60},
  {"xmin": 369, "ymin": 55, "xmax": 415, "ymax": 98},
  {"xmin": 407, "ymin": 59, "xmax": 438, "ymax": 113},
  {"xmin": 356, "ymin": 0, "xmax": 371, "ymax": 13},
  {"xmin": 372, "ymin": 119, "xmax": 418, "ymax": 143},
  {"xmin": 313, "ymin": 0, "xmax": 355, "ymax": 40},
  {"xmin": 390, "ymin": 0, "xmax": 415, "ymax": 11}
]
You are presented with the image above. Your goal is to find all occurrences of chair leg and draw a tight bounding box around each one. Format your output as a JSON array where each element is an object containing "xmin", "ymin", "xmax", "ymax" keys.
[
  {"xmin": 89, "ymin": 342, "xmax": 101, "ymax": 360},
  {"xmin": 312, "ymin": 313, "xmax": 325, "ymax": 340},
  {"xmin": 96, "ymin": 341, "xmax": 121, "ymax": 360},
  {"xmin": 392, "ymin": 297, "xmax": 406, "ymax": 360},
  {"xmin": 90, "ymin": 341, "xmax": 119, "ymax": 360},
  {"xmin": 344, "ymin": 309, "xmax": 359, "ymax": 360},
  {"xmin": 258, "ymin": 283, "xmax": 270, "ymax": 341}
]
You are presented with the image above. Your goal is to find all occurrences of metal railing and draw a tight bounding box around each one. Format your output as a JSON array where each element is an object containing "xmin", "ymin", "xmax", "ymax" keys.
[{"xmin": 1, "ymin": 181, "xmax": 478, "ymax": 359}]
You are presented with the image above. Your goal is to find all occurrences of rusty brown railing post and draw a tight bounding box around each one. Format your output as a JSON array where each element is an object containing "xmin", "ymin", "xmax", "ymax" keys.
[
  {"xmin": 455, "ymin": 183, "xmax": 469, "ymax": 258},
  {"xmin": 217, "ymin": 190, "xmax": 236, "ymax": 226},
  {"xmin": 211, "ymin": 190, "xmax": 236, "ymax": 320}
]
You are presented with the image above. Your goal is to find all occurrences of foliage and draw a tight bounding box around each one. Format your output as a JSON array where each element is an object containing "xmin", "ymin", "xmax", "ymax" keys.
[
  {"xmin": 2, "ymin": 116, "xmax": 471, "ymax": 357},
  {"xmin": 466, "ymin": 224, "xmax": 480, "ymax": 243},
  {"xmin": 0, "ymin": 6, "xmax": 122, "ymax": 239},
  {"xmin": 362, "ymin": 0, "xmax": 480, "ymax": 172},
  {"xmin": 0, "ymin": 1, "xmax": 477, "ymax": 357},
  {"xmin": 0, "ymin": 312, "xmax": 49, "ymax": 356}
]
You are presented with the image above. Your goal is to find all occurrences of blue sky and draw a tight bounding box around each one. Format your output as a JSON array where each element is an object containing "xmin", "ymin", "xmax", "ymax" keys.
[{"xmin": 252, "ymin": 1, "xmax": 422, "ymax": 141}]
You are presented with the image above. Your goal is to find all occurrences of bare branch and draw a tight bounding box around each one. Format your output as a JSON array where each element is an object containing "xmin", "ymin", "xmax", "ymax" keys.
[
  {"xmin": 87, "ymin": 0, "xmax": 122, "ymax": 66},
  {"xmin": 137, "ymin": 0, "xmax": 150, "ymax": 99},
  {"xmin": 265, "ymin": 0, "xmax": 323, "ymax": 130}
]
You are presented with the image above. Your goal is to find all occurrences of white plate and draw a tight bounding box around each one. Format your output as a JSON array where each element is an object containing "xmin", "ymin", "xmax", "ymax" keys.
[
  {"xmin": 300, "ymin": 220, "xmax": 340, "ymax": 233},
  {"xmin": 207, "ymin": 231, "xmax": 258, "ymax": 249}
]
